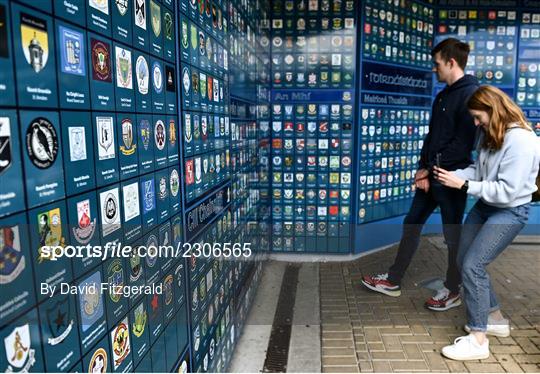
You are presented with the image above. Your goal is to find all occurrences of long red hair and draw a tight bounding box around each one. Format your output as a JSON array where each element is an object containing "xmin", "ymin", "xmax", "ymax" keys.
[{"xmin": 467, "ymin": 85, "xmax": 532, "ymax": 150}]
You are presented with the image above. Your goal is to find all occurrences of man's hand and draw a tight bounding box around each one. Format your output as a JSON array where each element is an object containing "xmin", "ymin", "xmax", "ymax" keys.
[
  {"xmin": 415, "ymin": 168, "xmax": 430, "ymax": 192},
  {"xmin": 433, "ymin": 166, "xmax": 466, "ymax": 190},
  {"xmin": 415, "ymin": 168, "xmax": 429, "ymax": 181}
]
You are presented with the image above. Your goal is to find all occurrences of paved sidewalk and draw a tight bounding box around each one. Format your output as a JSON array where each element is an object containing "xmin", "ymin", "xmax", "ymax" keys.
[{"xmin": 320, "ymin": 236, "xmax": 540, "ymax": 373}]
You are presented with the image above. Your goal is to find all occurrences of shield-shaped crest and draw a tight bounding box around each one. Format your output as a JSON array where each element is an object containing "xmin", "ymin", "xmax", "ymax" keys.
[
  {"xmin": 184, "ymin": 114, "xmax": 192, "ymax": 143},
  {"xmin": 284, "ymin": 105, "xmax": 293, "ymax": 115},
  {"xmin": 121, "ymin": 119, "xmax": 133, "ymax": 151},
  {"xmin": 182, "ymin": 21, "xmax": 189, "ymax": 48},
  {"xmin": 46, "ymin": 296, "xmax": 73, "ymax": 345},
  {"xmin": 150, "ymin": 0, "xmax": 161, "ymax": 37},
  {"xmin": 195, "ymin": 158, "xmax": 202, "ymax": 184},
  {"xmin": 0, "ymin": 118, "xmax": 12, "ymax": 174},
  {"xmin": 97, "ymin": 117, "xmax": 114, "ymax": 157},
  {"xmin": 140, "ymin": 119, "xmax": 150, "ymax": 150},
  {"xmin": 132, "ymin": 302, "xmax": 147, "ymax": 337},
  {"xmin": 215, "ymin": 154, "xmax": 221, "ymax": 173},
  {"xmin": 68, "ymin": 127, "xmax": 86, "ymax": 162},
  {"xmin": 116, "ymin": 0, "xmax": 128, "ymax": 15},
  {"xmin": 116, "ymin": 47, "xmax": 132, "ymax": 89},
  {"xmin": 73, "ymin": 199, "xmax": 96, "ymax": 244},
  {"xmin": 201, "ymin": 117, "xmax": 208, "ymax": 138},
  {"xmin": 0, "ymin": 226, "xmax": 25, "ymax": 284},
  {"xmin": 199, "ymin": 158, "xmax": 207, "ymax": 177},
  {"xmin": 199, "ymin": 73, "xmax": 207, "ymax": 98},
  {"xmin": 4, "ymin": 324, "xmax": 34, "ymax": 370}
]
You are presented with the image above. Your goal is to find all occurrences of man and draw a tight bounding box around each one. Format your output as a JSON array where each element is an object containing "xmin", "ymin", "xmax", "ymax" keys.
[{"xmin": 361, "ymin": 38, "xmax": 479, "ymax": 311}]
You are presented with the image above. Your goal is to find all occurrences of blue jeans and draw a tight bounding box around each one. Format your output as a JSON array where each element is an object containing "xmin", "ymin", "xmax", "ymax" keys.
[{"xmin": 457, "ymin": 200, "xmax": 530, "ymax": 332}]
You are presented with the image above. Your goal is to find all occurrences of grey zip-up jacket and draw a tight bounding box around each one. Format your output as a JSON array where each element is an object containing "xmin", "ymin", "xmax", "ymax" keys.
[{"xmin": 454, "ymin": 126, "xmax": 540, "ymax": 208}]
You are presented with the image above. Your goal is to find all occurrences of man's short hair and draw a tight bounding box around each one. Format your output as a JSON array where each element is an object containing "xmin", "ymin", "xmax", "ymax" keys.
[{"xmin": 431, "ymin": 38, "xmax": 470, "ymax": 70}]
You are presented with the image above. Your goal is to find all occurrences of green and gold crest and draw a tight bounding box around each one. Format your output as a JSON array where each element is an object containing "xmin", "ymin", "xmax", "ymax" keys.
[{"xmin": 150, "ymin": 0, "xmax": 161, "ymax": 37}]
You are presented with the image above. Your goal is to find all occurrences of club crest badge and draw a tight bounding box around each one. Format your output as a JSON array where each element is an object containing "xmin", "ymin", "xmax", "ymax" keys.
[
  {"xmin": 122, "ymin": 182, "xmax": 140, "ymax": 222},
  {"xmin": 20, "ymin": 13, "xmax": 49, "ymax": 73},
  {"xmin": 120, "ymin": 119, "xmax": 136, "ymax": 156},
  {"xmin": 169, "ymin": 119, "xmax": 177, "ymax": 147},
  {"xmin": 142, "ymin": 179, "xmax": 155, "ymax": 213},
  {"xmin": 194, "ymin": 157, "xmax": 202, "ymax": 184},
  {"xmin": 154, "ymin": 120, "xmax": 166, "ymax": 150},
  {"xmin": 184, "ymin": 114, "xmax": 192, "ymax": 143},
  {"xmin": 59, "ymin": 26, "xmax": 85, "ymax": 76},
  {"xmin": 191, "ymin": 71, "xmax": 199, "ymax": 95},
  {"xmin": 26, "ymin": 117, "xmax": 58, "ymax": 169},
  {"xmin": 158, "ymin": 176, "xmax": 167, "ymax": 200},
  {"xmin": 185, "ymin": 160, "xmax": 194, "ymax": 185},
  {"xmin": 89, "ymin": 0, "xmax": 109, "ymax": 14},
  {"xmin": 96, "ymin": 116, "xmax": 115, "ymax": 160},
  {"xmin": 150, "ymin": 0, "xmax": 161, "ymax": 37},
  {"xmin": 88, "ymin": 347, "xmax": 107, "ymax": 373},
  {"xmin": 0, "ymin": 118, "xmax": 12, "ymax": 175},
  {"xmin": 166, "ymin": 66, "xmax": 175, "ymax": 92},
  {"xmin": 107, "ymin": 260, "xmax": 124, "ymax": 303},
  {"xmin": 100, "ymin": 188, "xmax": 121, "ymax": 236},
  {"xmin": 152, "ymin": 61, "xmax": 163, "ymax": 94},
  {"xmin": 164, "ymin": 11, "xmax": 173, "ymax": 41},
  {"xmin": 129, "ymin": 253, "xmax": 142, "ymax": 282},
  {"xmin": 0, "ymin": 226, "xmax": 25, "ymax": 284},
  {"xmin": 199, "ymin": 72, "xmax": 207, "ymax": 98},
  {"xmin": 136, "ymin": 55, "xmax": 149, "ymax": 95},
  {"xmin": 139, "ymin": 119, "xmax": 150, "ymax": 150},
  {"xmin": 132, "ymin": 302, "xmax": 147, "ymax": 337},
  {"xmin": 115, "ymin": 47, "xmax": 133, "ymax": 89},
  {"xmin": 45, "ymin": 297, "xmax": 74, "ymax": 346},
  {"xmin": 3, "ymin": 324, "xmax": 36, "ymax": 372},
  {"xmin": 145, "ymin": 234, "xmax": 158, "ymax": 268},
  {"xmin": 91, "ymin": 39, "xmax": 112, "ymax": 82},
  {"xmin": 68, "ymin": 126, "xmax": 87, "ymax": 162},
  {"xmin": 191, "ymin": 116, "xmax": 200, "ymax": 140},
  {"xmin": 181, "ymin": 21, "xmax": 189, "ymax": 49},
  {"xmin": 164, "ymin": 275, "xmax": 173, "ymax": 305},
  {"xmin": 135, "ymin": 0, "xmax": 146, "ymax": 30},
  {"xmin": 79, "ymin": 271, "xmax": 103, "ymax": 332},
  {"xmin": 116, "ymin": 0, "xmax": 128, "ymax": 15},
  {"xmin": 170, "ymin": 169, "xmax": 179, "ymax": 197},
  {"xmin": 73, "ymin": 199, "xmax": 96, "ymax": 244},
  {"xmin": 37, "ymin": 208, "xmax": 65, "ymax": 263}
]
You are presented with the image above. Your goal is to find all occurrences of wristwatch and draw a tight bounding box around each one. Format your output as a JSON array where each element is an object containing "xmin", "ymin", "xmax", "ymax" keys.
[{"xmin": 460, "ymin": 180, "xmax": 469, "ymax": 193}]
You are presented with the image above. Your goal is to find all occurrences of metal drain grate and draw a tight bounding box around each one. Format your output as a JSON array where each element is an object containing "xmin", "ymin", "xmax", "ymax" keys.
[{"xmin": 263, "ymin": 264, "xmax": 300, "ymax": 373}]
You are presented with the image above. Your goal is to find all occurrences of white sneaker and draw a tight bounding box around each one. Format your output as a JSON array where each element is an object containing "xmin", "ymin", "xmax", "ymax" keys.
[
  {"xmin": 442, "ymin": 335, "xmax": 490, "ymax": 361},
  {"xmin": 464, "ymin": 318, "xmax": 510, "ymax": 337}
]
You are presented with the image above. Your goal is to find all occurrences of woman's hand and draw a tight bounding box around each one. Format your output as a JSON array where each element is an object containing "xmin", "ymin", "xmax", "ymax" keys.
[{"xmin": 433, "ymin": 166, "xmax": 466, "ymax": 190}]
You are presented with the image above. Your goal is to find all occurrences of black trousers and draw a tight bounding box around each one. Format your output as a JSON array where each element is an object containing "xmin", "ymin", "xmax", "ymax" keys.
[{"xmin": 388, "ymin": 179, "xmax": 467, "ymax": 294}]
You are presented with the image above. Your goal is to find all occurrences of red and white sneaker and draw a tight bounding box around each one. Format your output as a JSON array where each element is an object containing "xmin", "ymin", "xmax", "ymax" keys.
[
  {"xmin": 425, "ymin": 287, "xmax": 461, "ymax": 311},
  {"xmin": 361, "ymin": 273, "xmax": 401, "ymax": 297}
]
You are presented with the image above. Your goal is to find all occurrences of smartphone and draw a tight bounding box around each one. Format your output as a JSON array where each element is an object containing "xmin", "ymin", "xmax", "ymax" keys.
[{"xmin": 436, "ymin": 153, "xmax": 441, "ymax": 169}]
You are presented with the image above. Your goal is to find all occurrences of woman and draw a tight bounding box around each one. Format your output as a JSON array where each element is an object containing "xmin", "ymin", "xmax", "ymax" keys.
[{"xmin": 434, "ymin": 85, "xmax": 540, "ymax": 361}]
